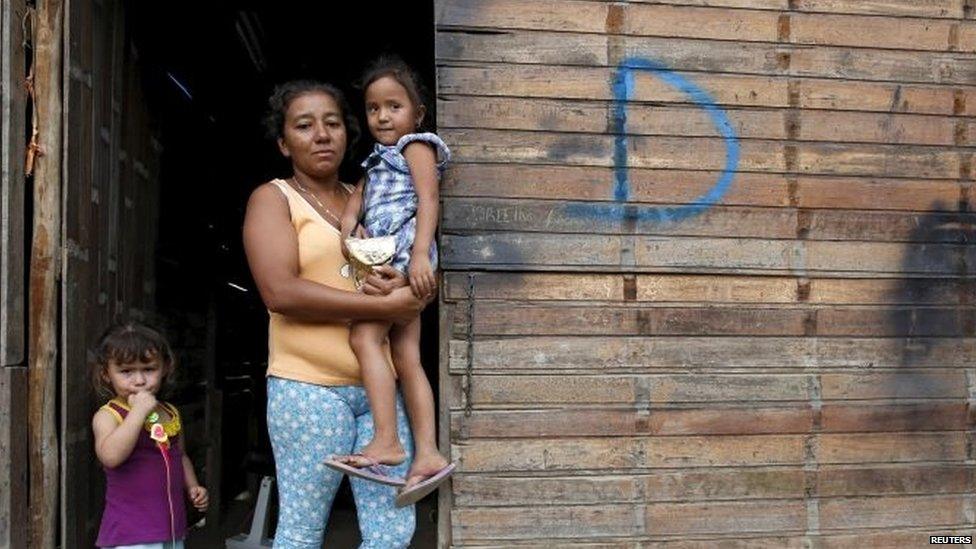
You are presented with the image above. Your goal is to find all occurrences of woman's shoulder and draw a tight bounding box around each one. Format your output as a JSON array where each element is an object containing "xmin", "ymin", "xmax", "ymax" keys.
[
  {"xmin": 247, "ymin": 180, "xmax": 292, "ymax": 209},
  {"xmin": 252, "ymin": 178, "xmax": 289, "ymax": 196}
]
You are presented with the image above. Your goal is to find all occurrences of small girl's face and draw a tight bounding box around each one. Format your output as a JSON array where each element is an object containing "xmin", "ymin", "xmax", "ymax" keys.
[
  {"xmin": 365, "ymin": 76, "xmax": 424, "ymax": 146},
  {"xmin": 103, "ymin": 359, "xmax": 163, "ymax": 399}
]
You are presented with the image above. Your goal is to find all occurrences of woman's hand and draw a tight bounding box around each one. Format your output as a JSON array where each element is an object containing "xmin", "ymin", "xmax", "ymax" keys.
[
  {"xmin": 408, "ymin": 253, "xmax": 436, "ymax": 299},
  {"xmin": 361, "ymin": 265, "xmax": 408, "ymax": 296}
]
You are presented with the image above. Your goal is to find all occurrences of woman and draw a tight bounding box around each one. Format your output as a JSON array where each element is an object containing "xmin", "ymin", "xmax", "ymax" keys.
[{"xmin": 243, "ymin": 80, "xmax": 429, "ymax": 548}]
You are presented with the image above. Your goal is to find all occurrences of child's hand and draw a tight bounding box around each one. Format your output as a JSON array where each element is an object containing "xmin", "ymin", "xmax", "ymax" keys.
[
  {"xmin": 188, "ymin": 485, "xmax": 209, "ymax": 511},
  {"xmin": 128, "ymin": 391, "xmax": 157, "ymax": 417},
  {"xmin": 408, "ymin": 253, "xmax": 436, "ymax": 299}
]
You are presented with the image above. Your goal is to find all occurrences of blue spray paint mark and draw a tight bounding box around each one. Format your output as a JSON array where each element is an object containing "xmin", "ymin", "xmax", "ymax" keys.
[{"xmin": 566, "ymin": 57, "xmax": 740, "ymax": 223}]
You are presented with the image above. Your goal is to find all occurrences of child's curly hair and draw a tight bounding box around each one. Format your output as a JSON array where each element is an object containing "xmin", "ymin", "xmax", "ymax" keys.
[
  {"xmin": 90, "ymin": 321, "xmax": 177, "ymax": 399},
  {"xmin": 359, "ymin": 55, "xmax": 432, "ymax": 133}
]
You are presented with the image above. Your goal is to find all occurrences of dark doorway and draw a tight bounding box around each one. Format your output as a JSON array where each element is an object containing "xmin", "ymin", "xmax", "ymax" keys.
[{"xmin": 125, "ymin": 3, "xmax": 439, "ymax": 546}]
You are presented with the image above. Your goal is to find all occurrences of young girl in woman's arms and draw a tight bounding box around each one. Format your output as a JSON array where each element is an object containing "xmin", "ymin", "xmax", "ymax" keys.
[
  {"xmin": 329, "ymin": 56, "xmax": 454, "ymax": 507},
  {"xmin": 91, "ymin": 322, "xmax": 207, "ymax": 549}
]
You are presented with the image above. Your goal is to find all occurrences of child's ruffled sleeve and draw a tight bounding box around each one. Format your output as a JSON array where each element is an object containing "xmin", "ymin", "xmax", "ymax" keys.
[{"xmin": 395, "ymin": 132, "xmax": 451, "ymax": 172}]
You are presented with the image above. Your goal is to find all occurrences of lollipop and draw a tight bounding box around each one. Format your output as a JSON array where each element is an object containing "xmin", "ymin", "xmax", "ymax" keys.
[{"xmin": 150, "ymin": 423, "xmax": 169, "ymax": 449}]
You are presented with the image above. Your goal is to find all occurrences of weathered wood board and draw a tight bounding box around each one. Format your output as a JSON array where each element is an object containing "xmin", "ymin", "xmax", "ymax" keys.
[
  {"xmin": 0, "ymin": 1, "xmax": 29, "ymax": 545},
  {"xmin": 437, "ymin": 0, "xmax": 976, "ymax": 545},
  {"xmin": 0, "ymin": 0, "xmax": 27, "ymax": 370}
]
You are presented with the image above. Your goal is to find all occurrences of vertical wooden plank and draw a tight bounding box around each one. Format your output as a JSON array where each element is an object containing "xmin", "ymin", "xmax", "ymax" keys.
[
  {"xmin": 90, "ymin": 0, "xmax": 110, "ymax": 325},
  {"xmin": 437, "ymin": 298, "xmax": 455, "ymax": 549},
  {"xmin": 1, "ymin": 0, "xmax": 27, "ymax": 369},
  {"xmin": 0, "ymin": 367, "xmax": 28, "ymax": 549},
  {"xmin": 116, "ymin": 44, "xmax": 130, "ymax": 314},
  {"xmin": 60, "ymin": 0, "xmax": 96, "ymax": 544},
  {"xmin": 116, "ymin": 32, "xmax": 139, "ymax": 317},
  {"xmin": 435, "ymin": 2, "xmax": 453, "ymax": 541},
  {"xmin": 125, "ymin": 73, "xmax": 147, "ymax": 317},
  {"xmin": 144, "ymin": 137, "xmax": 161, "ymax": 311},
  {"xmin": 1, "ymin": 0, "xmax": 29, "ymax": 544},
  {"xmin": 28, "ymin": 0, "xmax": 63, "ymax": 547},
  {"xmin": 1, "ymin": 1, "xmax": 29, "ymax": 547},
  {"xmin": 105, "ymin": 0, "xmax": 122, "ymax": 319}
]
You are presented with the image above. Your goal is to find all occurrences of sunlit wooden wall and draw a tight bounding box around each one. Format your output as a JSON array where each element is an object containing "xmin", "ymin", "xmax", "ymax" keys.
[{"xmin": 436, "ymin": 0, "xmax": 976, "ymax": 545}]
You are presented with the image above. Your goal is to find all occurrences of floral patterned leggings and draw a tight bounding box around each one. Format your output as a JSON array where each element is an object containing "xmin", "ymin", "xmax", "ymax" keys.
[{"xmin": 267, "ymin": 376, "xmax": 415, "ymax": 548}]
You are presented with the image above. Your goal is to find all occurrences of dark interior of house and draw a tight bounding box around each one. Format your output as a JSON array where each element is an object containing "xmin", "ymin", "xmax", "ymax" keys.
[{"xmin": 125, "ymin": 2, "xmax": 438, "ymax": 545}]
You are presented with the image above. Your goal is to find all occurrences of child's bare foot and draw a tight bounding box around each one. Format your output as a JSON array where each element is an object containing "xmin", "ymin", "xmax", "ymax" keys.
[
  {"xmin": 405, "ymin": 451, "xmax": 450, "ymax": 488},
  {"xmin": 352, "ymin": 438, "xmax": 407, "ymax": 466}
]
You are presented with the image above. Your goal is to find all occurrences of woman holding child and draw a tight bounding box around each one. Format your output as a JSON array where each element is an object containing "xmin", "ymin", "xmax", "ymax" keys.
[{"xmin": 243, "ymin": 58, "xmax": 451, "ymax": 548}]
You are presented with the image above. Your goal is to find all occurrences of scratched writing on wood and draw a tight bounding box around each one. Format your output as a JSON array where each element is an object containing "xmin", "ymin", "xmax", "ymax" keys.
[{"xmin": 468, "ymin": 204, "xmax": 536, "ymax": 224}]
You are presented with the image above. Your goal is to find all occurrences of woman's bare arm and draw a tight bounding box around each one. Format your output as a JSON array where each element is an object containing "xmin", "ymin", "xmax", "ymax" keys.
[
  {"xmin": 242, "ymin": 183, "xmax": 424, "ymax": 322},
  {"xmin": 340, "ymin": 178, "xmax": 365, "ymax": 241}
]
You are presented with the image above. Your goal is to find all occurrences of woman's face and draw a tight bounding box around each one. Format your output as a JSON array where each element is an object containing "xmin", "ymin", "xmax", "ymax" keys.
[{"xmin": 277, "ymin": 91, "xmax": 347, "ymax": 178}]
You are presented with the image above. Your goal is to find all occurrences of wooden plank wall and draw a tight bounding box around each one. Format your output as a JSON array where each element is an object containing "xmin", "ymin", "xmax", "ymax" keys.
[
  {"xmin": 0, "ymin": 0, "xmax": 29, "ymax": 546},
  {"xmin": 1, "ymin": 0, "xmax": 27, "ymax": 369},
  {"xmin": 436, "ymin": 0, "xmax": 976, "ymax": 545},
  {"xmin": 61, "ymin": 0, "xmax": 161, "ymax": 545}
]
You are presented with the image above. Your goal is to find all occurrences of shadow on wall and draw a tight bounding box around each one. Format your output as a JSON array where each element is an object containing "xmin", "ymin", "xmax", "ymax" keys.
[{"xmin": 889, "ymin": 200, "xmax": 975, "ymax": 435}]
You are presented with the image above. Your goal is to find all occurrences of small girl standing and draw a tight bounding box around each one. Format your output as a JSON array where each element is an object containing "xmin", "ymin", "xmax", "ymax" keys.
[
  {"xmin": 330, "ymin": 56, "xmax": 454, "ymax": 506},
  {"xmin": 90, "ymin": 322, "xmax": 208, "ymax": 549}
]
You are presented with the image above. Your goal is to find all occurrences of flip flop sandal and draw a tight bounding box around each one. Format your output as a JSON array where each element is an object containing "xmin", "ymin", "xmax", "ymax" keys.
[
  {"xmin": 324, "ymin": 455, "xmax": 407, "ymax": 487},
  {"xmin": 395, "ymin": 463, "xmax": 457, "ymax": 507}
]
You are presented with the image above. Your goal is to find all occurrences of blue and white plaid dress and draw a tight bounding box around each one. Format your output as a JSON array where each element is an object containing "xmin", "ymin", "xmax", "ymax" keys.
[{"xmin": 360, "ymin": 132, "xmax": 450, "ymax": 274}]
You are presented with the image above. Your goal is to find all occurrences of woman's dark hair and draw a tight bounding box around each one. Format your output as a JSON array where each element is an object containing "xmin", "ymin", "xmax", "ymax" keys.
[
  {"xmin": 264, "ymin": 80, "xmax": 361, "ymax": 150},
  {"xmin": 359, "ymin": 55, "xmax": 432, "ymax": 132},
  {"xmin": 90, "ymin": 321, "xmax": 177, "ymax": 399}
]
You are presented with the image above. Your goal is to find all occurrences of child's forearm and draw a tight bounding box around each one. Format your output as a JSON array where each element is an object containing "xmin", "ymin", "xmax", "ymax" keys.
[
  {"xmin": 402, "ymin": 142, "xmax": 441, "ymax": 258},
  {"xmin": 96, "ymin": 414, "xmax": 146, "ymax": 468},
  {"xmin": 412, "ymin": 193, "xmax": 439, "ymax": 256}
]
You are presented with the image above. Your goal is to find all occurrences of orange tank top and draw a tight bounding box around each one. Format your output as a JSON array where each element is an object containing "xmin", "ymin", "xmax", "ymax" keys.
[{"xmin": 266, "ymin": 179, "xmax": 390, "ymax": 386}]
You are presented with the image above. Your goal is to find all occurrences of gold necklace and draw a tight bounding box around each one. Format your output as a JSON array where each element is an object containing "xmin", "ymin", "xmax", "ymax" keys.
[{"xmin": 291, "ymin": 178, "xmax": 342, "ymax": 226}]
